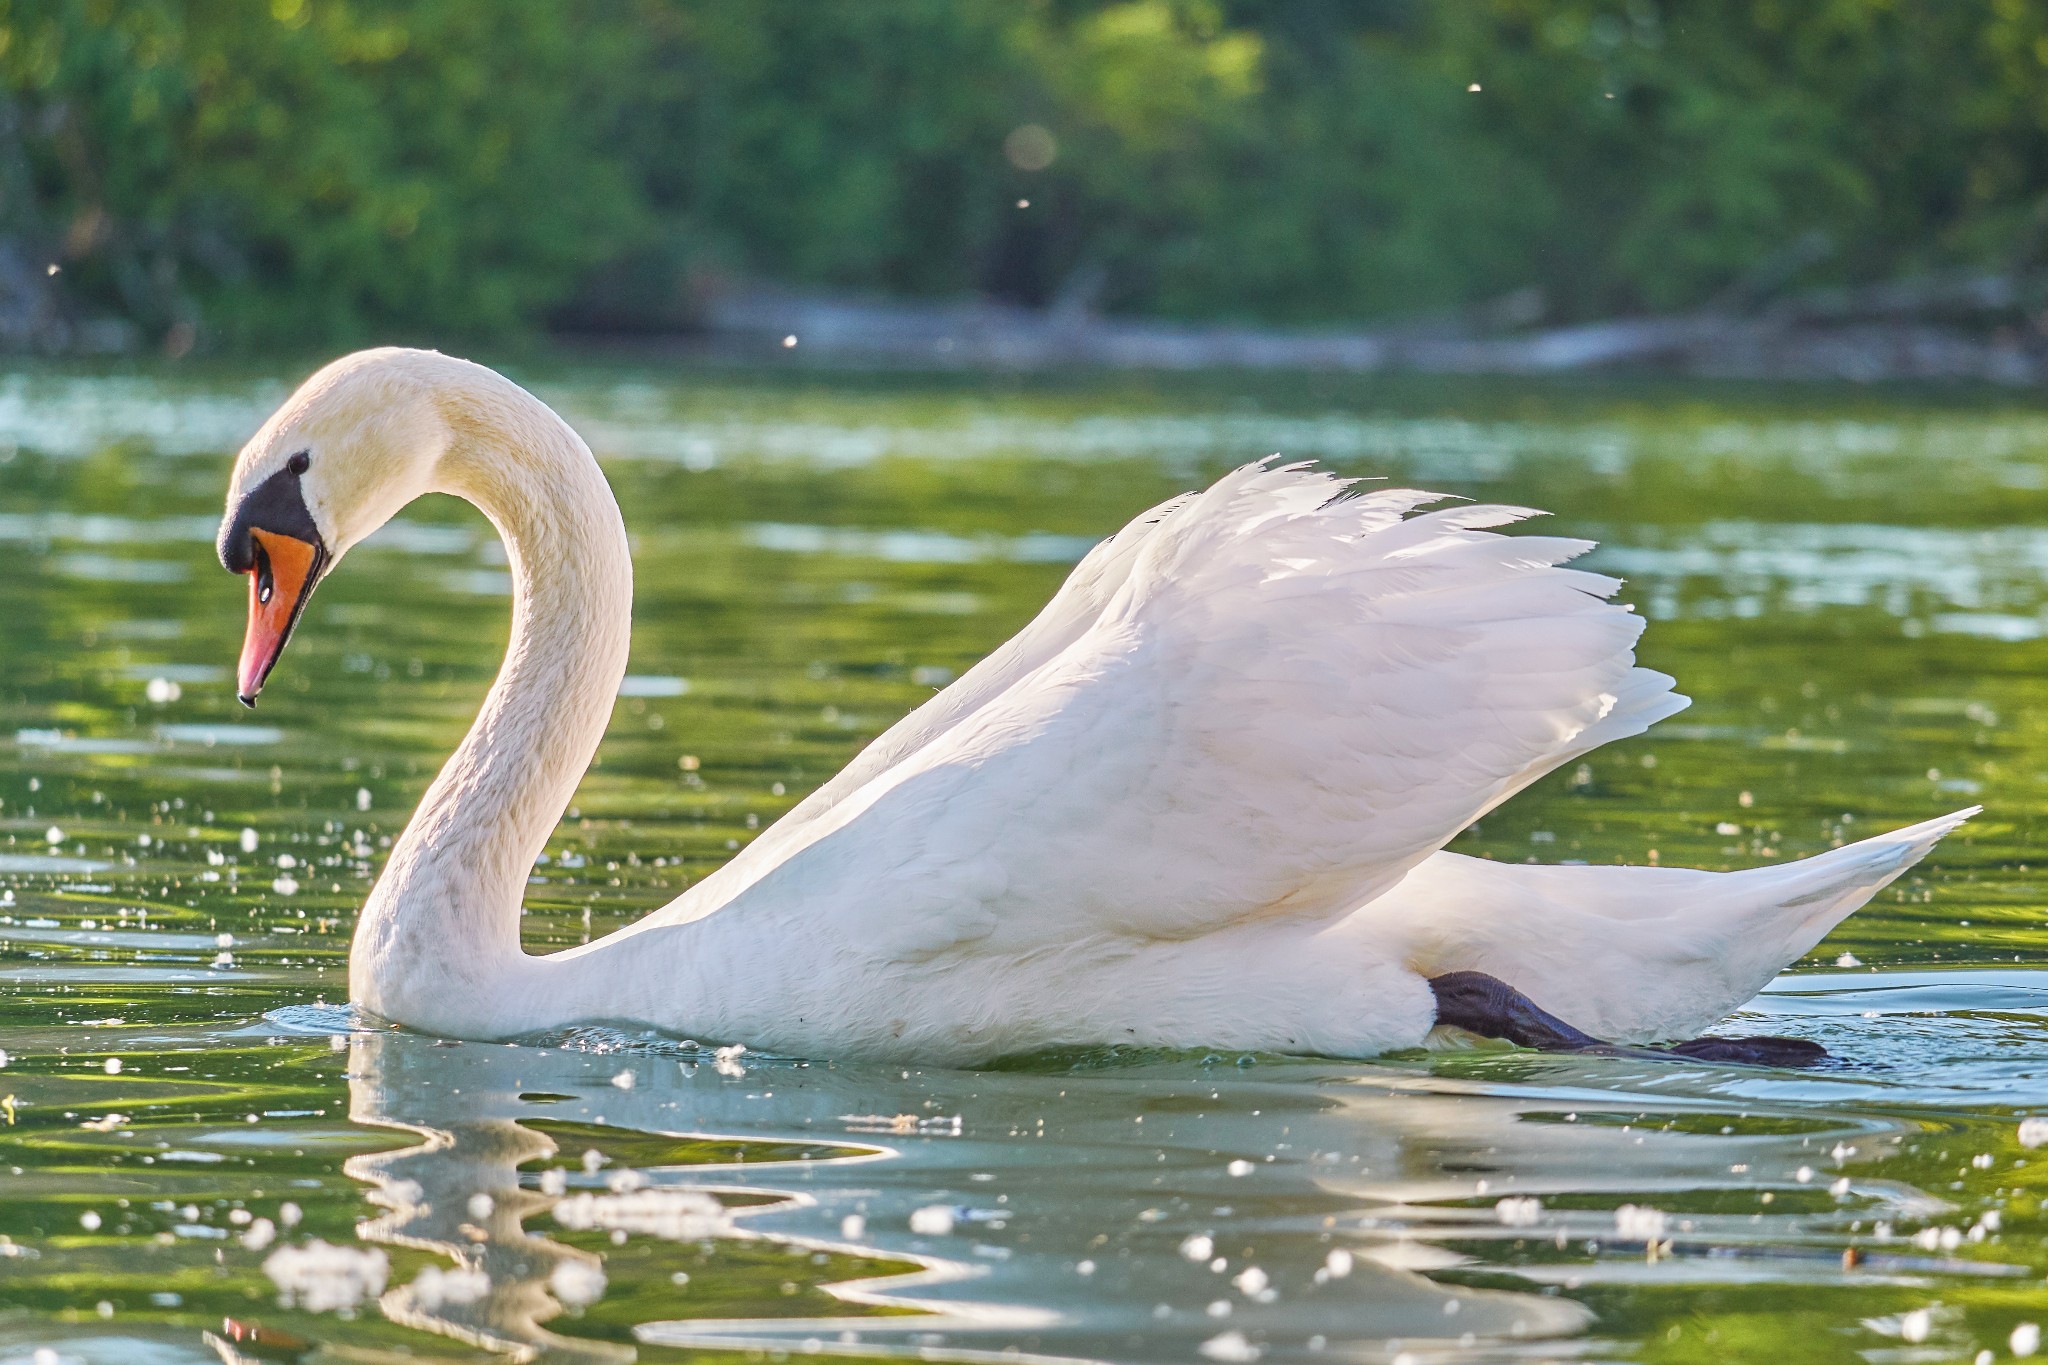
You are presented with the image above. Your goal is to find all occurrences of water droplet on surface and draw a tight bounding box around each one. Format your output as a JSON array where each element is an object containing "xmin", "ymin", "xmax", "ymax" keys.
[
  {"xmin": 908, "ymin": 1205, "xmax": 955, "ymax": 1235},
  {"xmin": 1198, "ymin": 1329, "xmax": 1258, "ymax": 1361},
  {"xmin": 549, "ymin": 1259, "xmax": 606, "ymax": 1307},
  {"xmin": 1495, "ymin": 1196, "xmax": 1542, "ymax": 1227},
  {"xmin": 1615, "ymin": 1204, "xmax": 1666, "ymax": 1240}
]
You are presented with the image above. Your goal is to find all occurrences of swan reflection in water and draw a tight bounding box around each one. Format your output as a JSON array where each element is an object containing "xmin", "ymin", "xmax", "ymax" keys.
[
  {"xmin": 346, "ymin": 1059, "xmax": 628, "ymax": 1364},
  {"xmin": 321, "ymin": 1025, "xmax": 1956, "ymax": 1364}
]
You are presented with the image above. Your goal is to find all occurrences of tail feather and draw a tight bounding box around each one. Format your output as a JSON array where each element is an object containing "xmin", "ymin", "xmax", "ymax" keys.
[
  {"xmin": 1752, "ymin": 806, "xmax": 1979, "ymax": 918},
  {"xmin": 1373, "ymin": 807, "xmax": 1979, "ymax": 1042}
]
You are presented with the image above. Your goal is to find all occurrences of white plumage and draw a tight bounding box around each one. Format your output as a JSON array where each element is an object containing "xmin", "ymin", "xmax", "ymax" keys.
[{"xmin": 221, "ymin": 349, "xmax": 1974, "ymax": 1061}]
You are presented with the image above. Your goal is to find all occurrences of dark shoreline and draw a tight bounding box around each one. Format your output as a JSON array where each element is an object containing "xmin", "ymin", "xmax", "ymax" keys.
[{"xmin": 652, "ymin": 279, "xmax": 2048, "ymax": 387}]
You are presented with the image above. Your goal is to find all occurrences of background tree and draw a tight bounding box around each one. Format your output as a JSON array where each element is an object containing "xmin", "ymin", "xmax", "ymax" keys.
[{"xmin": 5, "ymin": 0, "xmax": 2047, "ymax": 349}]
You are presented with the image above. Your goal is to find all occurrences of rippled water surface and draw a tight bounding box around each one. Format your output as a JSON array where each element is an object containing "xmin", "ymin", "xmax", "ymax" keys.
[{"xmin": 2, "ymin": 361, "xmax": 2048, "ymax": 1363}]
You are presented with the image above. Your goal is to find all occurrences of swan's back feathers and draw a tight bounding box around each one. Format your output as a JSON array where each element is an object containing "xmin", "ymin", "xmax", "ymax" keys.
[{"xmin": 723, "ymin": 461, "xmax": 1687, "ymax": 958}]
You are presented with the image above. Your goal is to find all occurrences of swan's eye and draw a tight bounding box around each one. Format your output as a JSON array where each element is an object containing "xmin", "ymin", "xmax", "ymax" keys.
[
  {"xmin": 287, "ymin": 451, "xmax": 310, "ymax": 475},
  {"xmin": 253, "ymin": 540, "xmax": 275, "ymax": 605}
]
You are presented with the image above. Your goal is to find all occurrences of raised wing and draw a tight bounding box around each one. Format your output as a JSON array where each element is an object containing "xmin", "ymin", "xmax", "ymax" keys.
[
  {"xmin": 656, "ymin": 487, "xmax": 1193, "ymax": 922},
  {"xmin": 691, "ymin": 462, "xmax": 1686, "ymax": 957}
]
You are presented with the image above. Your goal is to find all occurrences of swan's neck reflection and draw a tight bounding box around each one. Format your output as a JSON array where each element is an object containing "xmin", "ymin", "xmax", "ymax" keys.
[{"xmin": 345, "ymin": 1032, "xmax": 633, "ymax": 1364}]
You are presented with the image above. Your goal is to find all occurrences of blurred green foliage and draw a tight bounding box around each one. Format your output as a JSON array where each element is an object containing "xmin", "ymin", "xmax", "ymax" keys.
[{"xmin": 6, "ymin": 0, "xmax": 2048, "ymax": 348}]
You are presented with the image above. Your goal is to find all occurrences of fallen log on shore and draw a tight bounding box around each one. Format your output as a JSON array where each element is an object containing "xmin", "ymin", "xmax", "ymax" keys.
[{"xmin": 695, "ymin": 278, "xmax": 2048, "ymax": 385}]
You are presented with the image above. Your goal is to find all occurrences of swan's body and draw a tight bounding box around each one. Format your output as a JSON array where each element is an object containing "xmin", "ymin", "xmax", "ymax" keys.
[{"xmin": 219, "ymin": 349, "xmax": 1972, "ymax": 1062}]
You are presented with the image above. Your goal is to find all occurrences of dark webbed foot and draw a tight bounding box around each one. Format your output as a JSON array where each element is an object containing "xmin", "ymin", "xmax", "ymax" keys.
[
  {"xmin": 1427, "ymin": 970, "xmax": 1826, "ymax": 1069},
  {"xmin": 1427, "ymin": 970, "xmax": 1608, "ymax": 1051},
  {"xmin": 1665, "ymin": 1034, "xmax": 1826, "ymax": 1067}
]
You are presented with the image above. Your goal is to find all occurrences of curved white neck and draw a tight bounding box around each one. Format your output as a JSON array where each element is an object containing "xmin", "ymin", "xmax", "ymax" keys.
[{"xmin": 350, "ymin": 370, "xmax": 632, "ymax": 1033}]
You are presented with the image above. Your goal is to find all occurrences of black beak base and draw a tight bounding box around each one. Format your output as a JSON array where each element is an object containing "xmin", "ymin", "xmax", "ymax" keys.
[{"xmin": 220, "ymin": 463, "xmax": 323, "ymax": 576}]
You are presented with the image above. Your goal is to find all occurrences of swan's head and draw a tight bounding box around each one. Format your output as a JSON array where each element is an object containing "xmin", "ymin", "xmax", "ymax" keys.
[{"xmin": 218, "ymin": 348, "xmax": 454, "ymax": 706}]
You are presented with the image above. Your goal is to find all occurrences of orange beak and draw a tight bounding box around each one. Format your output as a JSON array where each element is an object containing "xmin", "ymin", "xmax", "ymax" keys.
[{"xmin": 236, "ymin": 527, "xmax": 324, "ymax": 707}]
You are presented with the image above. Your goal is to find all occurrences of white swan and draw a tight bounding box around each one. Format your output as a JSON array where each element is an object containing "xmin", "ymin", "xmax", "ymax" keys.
[{"xmin": 216, "ymin": 348, "xmax": 1974, "ymax": 1063}]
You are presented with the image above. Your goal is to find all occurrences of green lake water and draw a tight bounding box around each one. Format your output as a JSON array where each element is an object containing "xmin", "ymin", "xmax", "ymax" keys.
[{"xmin": 0, "ymin": 360, "xmax": 2045, "ymax": 1363}]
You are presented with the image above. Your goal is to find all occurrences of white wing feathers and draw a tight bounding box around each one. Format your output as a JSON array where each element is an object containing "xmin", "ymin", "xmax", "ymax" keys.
[
  {"xmin": 705, "ymin": 461, "xmax": 1686, "ymax": 958},
  {"xmin": 660, "ymin": 488, "xmax": 1196, "ymax": 921}
]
